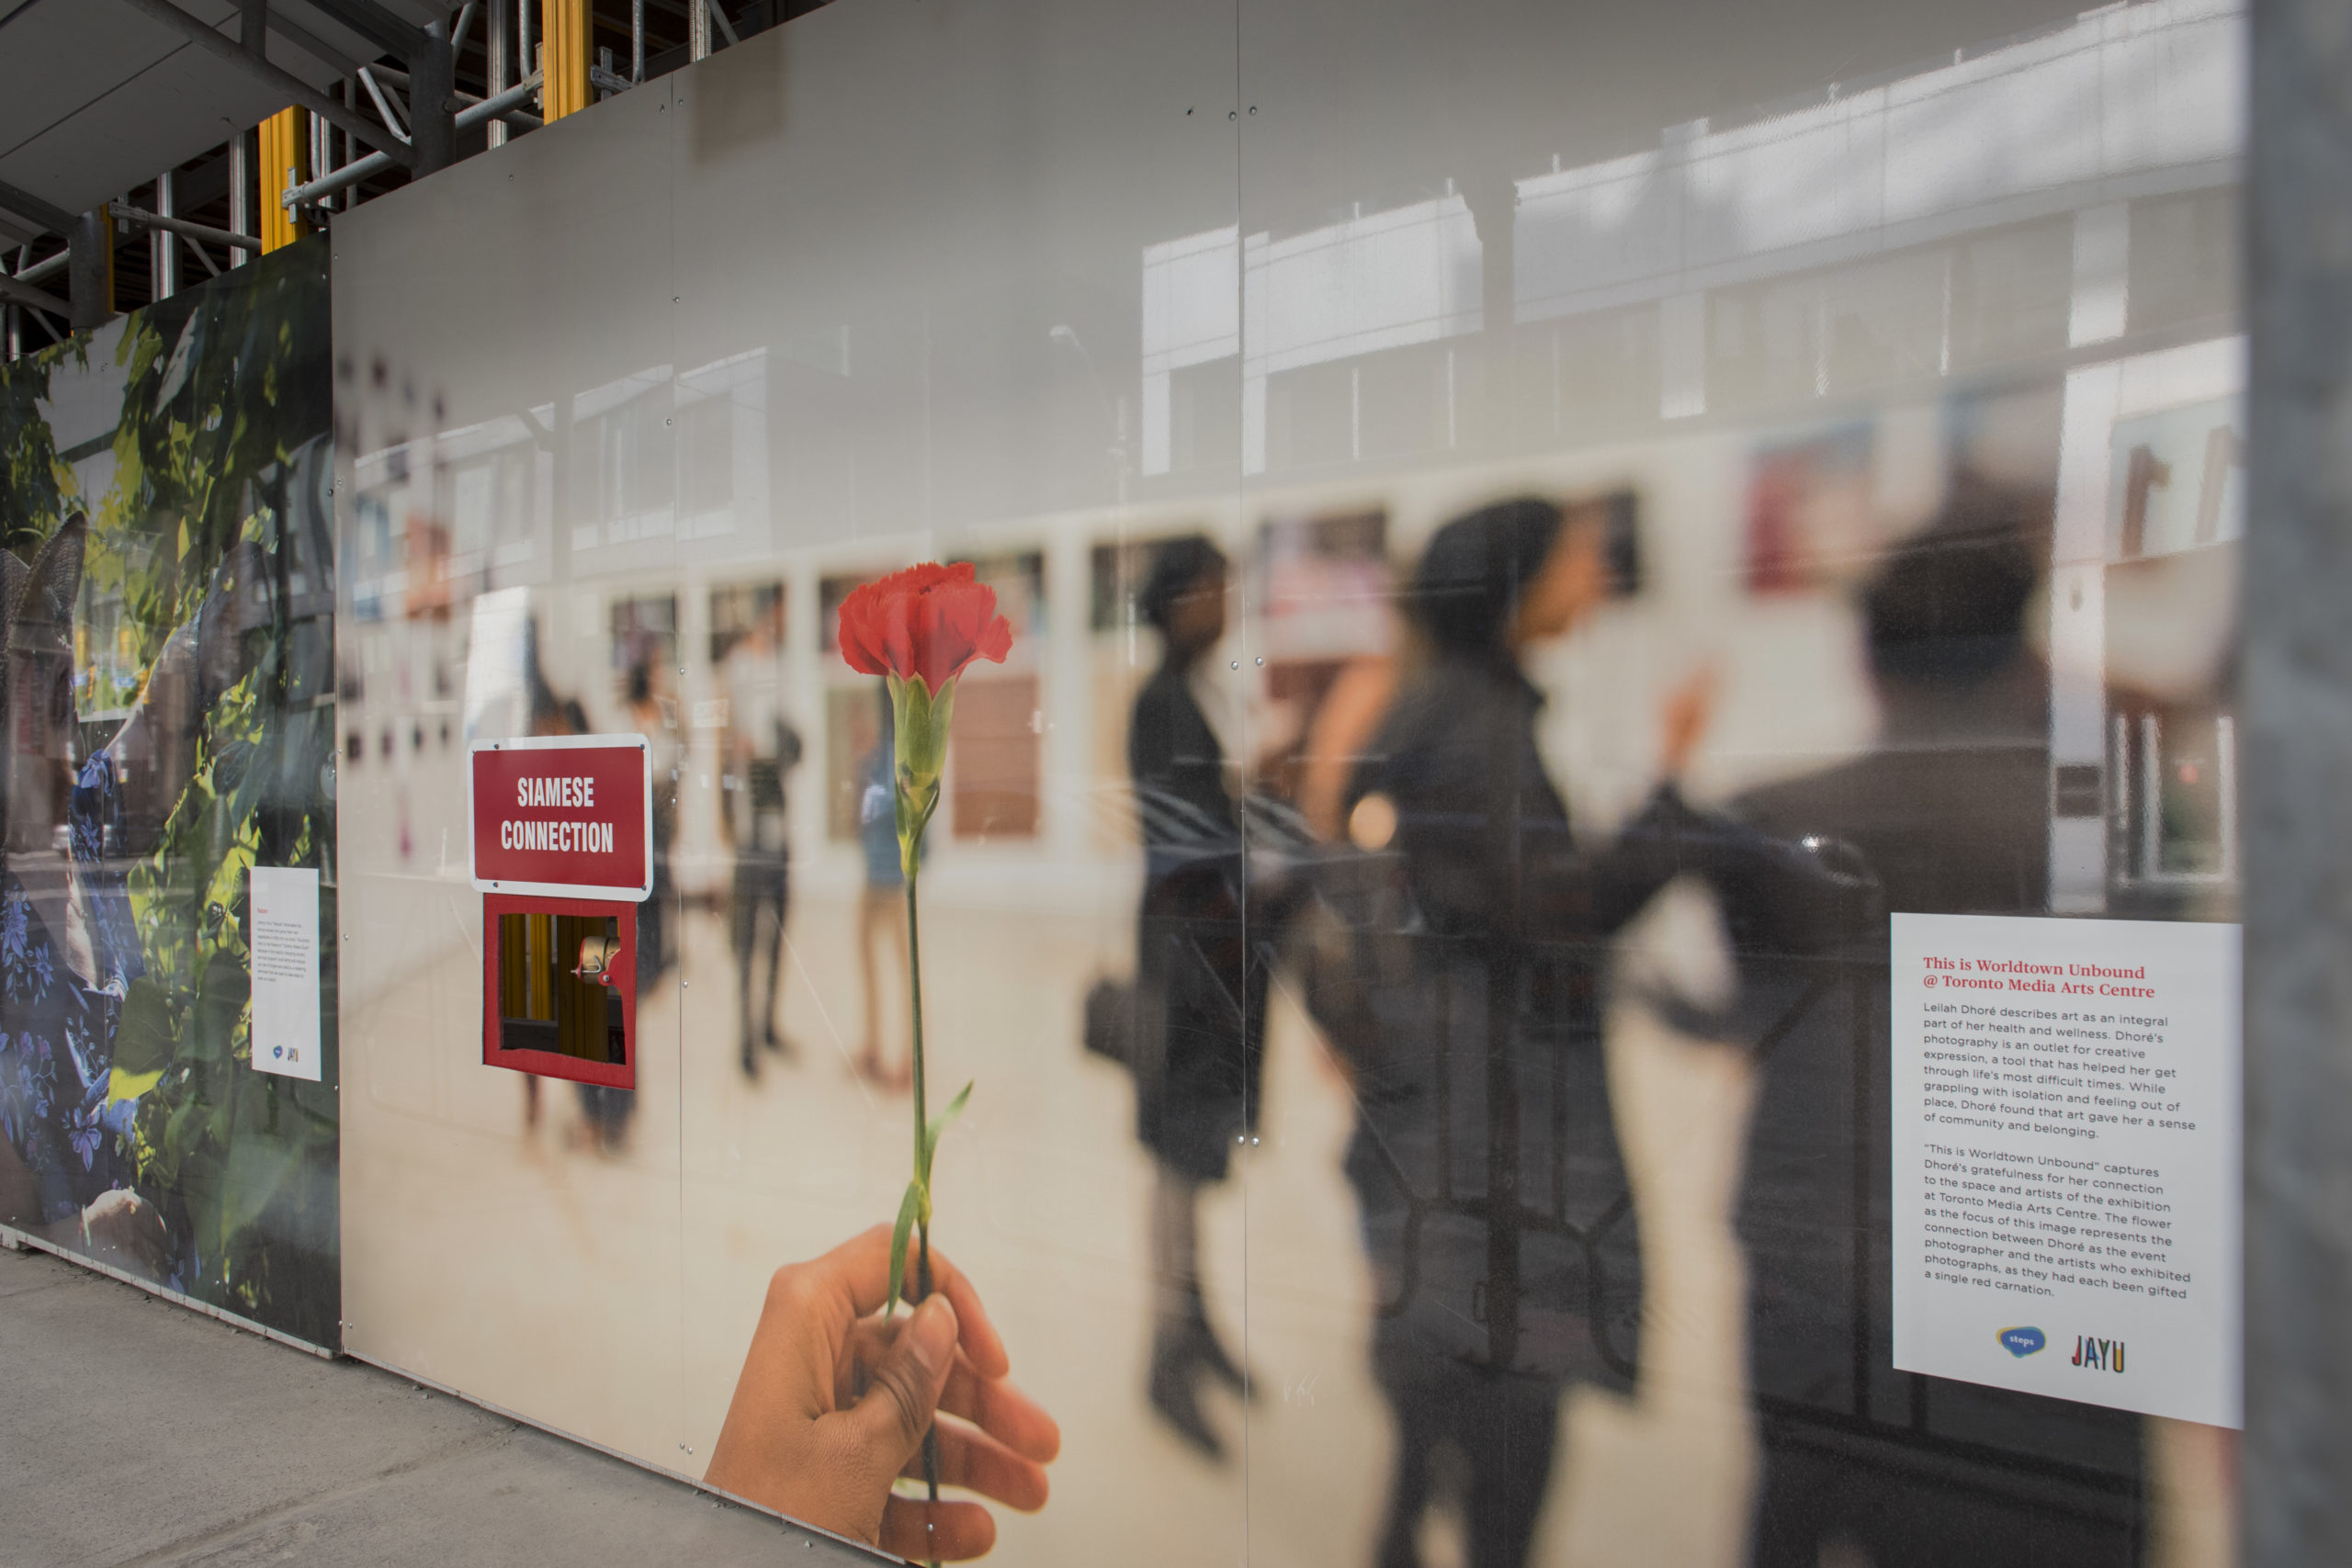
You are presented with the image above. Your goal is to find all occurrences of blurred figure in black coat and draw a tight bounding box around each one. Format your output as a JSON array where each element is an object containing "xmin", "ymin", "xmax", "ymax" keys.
[
  {"xmin": 1127, "ymin": 536, "xmax": 1258, "ymax": 1460},
  {"xmin": 1336, "ymin": 498, "xmax": 1860, "ymax": 1568},
  {"xmin": 1725, "ymin": 474, "xmax": 2143, "ymax": 1567}
]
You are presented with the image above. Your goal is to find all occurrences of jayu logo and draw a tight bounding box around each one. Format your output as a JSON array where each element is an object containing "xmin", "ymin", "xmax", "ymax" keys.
[
  {"xmin": 2074, "ymin": 1336, "xmax": 2126, "ymax": 1373},
  {"xmin": 1997, "ymin": 1326, "xmax": 2046, "ymax": 1359}
]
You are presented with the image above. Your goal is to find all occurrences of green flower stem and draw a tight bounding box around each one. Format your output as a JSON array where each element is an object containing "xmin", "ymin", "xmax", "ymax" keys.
[
  {"xmin": 899, "ymin": 717, "xmax": 941, "ymax": 1565},
  {"xmin": 906, "ymin": 868, "xmax": 926, "ymax": 1218}
]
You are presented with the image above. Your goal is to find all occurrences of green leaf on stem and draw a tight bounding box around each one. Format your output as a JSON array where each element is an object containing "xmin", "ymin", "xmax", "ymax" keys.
[
  {"xmin": 886, "ymin": 1177, "xmax": 925, "ymax": 1319},
  {"xmin": 919, "ymin": 1080, "xmax": 972, "ymax": 1189}
]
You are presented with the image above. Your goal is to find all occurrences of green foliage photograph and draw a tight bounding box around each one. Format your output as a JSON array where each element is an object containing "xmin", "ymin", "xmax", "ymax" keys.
[{"xmin": 0, "ymin": 240, "xmax": 339, "ymax": 1346}]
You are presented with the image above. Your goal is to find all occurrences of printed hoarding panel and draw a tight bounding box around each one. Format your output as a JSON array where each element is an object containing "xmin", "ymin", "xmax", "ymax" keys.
[
  {"xmin": 332, "ymin": 0, "xmax": 2245, "ymax": 1562},
  {"xmin": 0, "ymin": 242, "xmax": 339, "ymax": 1348}
]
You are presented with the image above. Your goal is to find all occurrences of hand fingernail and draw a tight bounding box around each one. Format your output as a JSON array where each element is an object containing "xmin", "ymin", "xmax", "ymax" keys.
[{"xmin": 910, "ymin": 1293, "xmax": 957, "ymax": 1372}]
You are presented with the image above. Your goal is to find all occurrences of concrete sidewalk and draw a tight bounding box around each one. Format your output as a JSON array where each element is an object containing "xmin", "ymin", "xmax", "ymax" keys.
[{"xmin": 0, "ymin": 1243, "xmax": 876, "ymax": 1567}]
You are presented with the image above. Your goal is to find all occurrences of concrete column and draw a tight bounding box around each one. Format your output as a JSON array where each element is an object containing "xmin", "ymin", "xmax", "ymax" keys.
[
  {"xmin": 66, "ymin": 209, "xmax": 111, "ymax": 332},
  {"xmin": 2245, "ymin": 0, "xmax": 2352, "ymax": 1561},
  {"xmin": 412, "ymin": 19, "xmax": 456, "ymax": 176}
]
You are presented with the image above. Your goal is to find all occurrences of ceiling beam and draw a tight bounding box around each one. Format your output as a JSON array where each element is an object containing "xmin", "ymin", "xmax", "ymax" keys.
[
  {"xmin": 0, "ymin": 179, "xmax": 79, "ymax": 239},
  {"xmin": 112, "ymin": 0, "xmax": 418, "ymax": 167},
  {"xmin": 0, "ymin": 271, "xmax": 71, "ymax": 320},
  {"xmin": 264, "ymin": 10, "xmax": 364, "ymax": 77},
  {"xmin": 296, "ymin": 0, "xmax": 429, "ymax": 62}
]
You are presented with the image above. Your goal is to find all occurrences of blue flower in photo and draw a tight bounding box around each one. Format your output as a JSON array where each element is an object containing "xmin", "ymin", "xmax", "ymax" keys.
[
  {"xmin": 1, "ymin": 894, "xmax": 27, "ymax": 966},
  {"xmin": 66, "ymin": 1105, "xmax": 103, "ymax": 1170}
]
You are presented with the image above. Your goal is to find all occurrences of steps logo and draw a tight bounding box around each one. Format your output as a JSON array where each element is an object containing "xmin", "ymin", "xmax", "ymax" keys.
[
  {"xmin": 2074, "ymin": 1336, "xmax": 2126, "ymax": 1373},
  {"xmin": 1997, "ymin": 1326, "xmax": 2046, "ymax": 1359}
]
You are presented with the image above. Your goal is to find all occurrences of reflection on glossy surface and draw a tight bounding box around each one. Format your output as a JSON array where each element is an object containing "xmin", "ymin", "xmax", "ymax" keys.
[{"xmin": 333, "ymin": 0, "xmax": 2241, "ymax": 1562}]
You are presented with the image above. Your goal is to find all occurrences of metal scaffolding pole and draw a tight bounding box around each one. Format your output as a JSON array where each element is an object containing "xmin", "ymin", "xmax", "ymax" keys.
[
  {"xmin": 14, "ymin": 251, "xmax": 66, "ymax": 287},
  {"xmin": 229, "ymin": 130, "xmax": 252, "ymax": 243},
  {"xmin": 308, "ymin": 108, "xmax": 330, "ymax": 212},
  {"xmin": 690, "ymin": 0, "xmax": 709, "ymax": 62},
  {"xmin": 152, "ymin": 171, "xmax": 177, "ymax": 299},
  {"xmin": 632, "ymin": 0, "xmax": 643, "ymax": 82},
  {"xmin": 110, "ymin": 203, "xmax": 261, "ymax": 255},
  {"xmin": 488, "ymin": 0, "xmax": 512, "ymax": 150},
  {"xmin": 0, "ymin": 270, "xmax": 70, "ymax": 323},
  {"xmin": 283, "ymin": 76, "xmax": 544, "ymax": 211}
]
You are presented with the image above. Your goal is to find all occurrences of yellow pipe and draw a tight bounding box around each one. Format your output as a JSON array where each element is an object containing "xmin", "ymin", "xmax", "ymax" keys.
[
  {"xmin": 258, "ymin": 108, "xmax": 309, "ymax": 253},
  {"xmin": 544, "ymin": 0, "xmax": 588, "ymax": 122}
]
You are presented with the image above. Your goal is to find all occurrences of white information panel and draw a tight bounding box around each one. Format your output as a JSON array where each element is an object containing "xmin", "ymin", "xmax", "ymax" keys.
[
  {"xmin": 249, "ymin": 866, "xmax": 323, "ymax": 1083},
  {"xmin": 1891, "ymin": 912, "xmax": 2241, "ymax": 1427}
]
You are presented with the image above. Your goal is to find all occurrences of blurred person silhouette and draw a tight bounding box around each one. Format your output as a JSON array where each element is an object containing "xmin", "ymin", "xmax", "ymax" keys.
[
  {"xmin": 723, "ymin": 594, "xmax": 803, "ymax": 1081},
  {"xmin": 513, "ymin": 626, "xmax": 572, "ymax": 1137},
  {"xmin": 1331, "ymin": 497, "xmax": 1860, "ymax": 1568},
  {"xmin": 624, "ymin": 658, "xmax": 679, "ymax": 985},
  {"xmin": 1723, "ymin": 474, "xmax": 2142, "ymax": 1568},
  {"xmin": 1126, "ymin": 535, "xmax": 1261, "ymax": 1459},
  {"xmin": 522, "ymin": 674, "xmax": 637, "ymax": 1156},
  {"xmin": 557, "ymin": 657, "xmax": 677, "ymax": 1156},
  {"xmin": 854, "ymin": 682, "xmax": 912, "ymax": 1090}
]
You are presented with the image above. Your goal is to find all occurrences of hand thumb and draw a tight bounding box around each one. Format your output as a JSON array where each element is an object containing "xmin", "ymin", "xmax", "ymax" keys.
[{"xmin": 845, "ymin": 1293, "xmax": 958, "ymax": 1474}]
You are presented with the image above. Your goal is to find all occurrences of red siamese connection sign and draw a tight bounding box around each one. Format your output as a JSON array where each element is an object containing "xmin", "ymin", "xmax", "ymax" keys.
[{"xmin": 469, "ymin": 735, "xmax": 653, "ymax": 901}]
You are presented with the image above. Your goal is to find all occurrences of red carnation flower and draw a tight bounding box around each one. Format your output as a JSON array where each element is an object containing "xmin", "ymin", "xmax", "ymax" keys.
[{"xmin": 837, "ymin": 562, "xmax": 1014, "ymax": 694}]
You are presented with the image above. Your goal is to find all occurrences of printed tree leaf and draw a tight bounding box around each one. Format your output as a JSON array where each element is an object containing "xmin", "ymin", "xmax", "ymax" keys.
[
  {"xmin": 106, "ymin": 1066, "xmax": 165, "ymax": 1105},
  {"xmin": 111, "ymin": 976, "xmax": 176, "ymax": 1077}
]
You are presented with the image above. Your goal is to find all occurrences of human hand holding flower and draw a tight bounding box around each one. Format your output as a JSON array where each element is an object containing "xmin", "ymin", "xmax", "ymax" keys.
[{"xmin": 707, "ymin": 1226, "xmax": 1059, "ymax": 1561}]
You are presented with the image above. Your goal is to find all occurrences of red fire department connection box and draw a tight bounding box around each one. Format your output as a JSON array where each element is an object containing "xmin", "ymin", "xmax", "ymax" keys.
[{"xmin": 470, "ymin": 735, "xmax": 654, "ymax": 1088}]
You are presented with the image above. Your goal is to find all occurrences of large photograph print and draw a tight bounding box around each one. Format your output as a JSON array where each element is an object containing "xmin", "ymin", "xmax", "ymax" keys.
[
  {"xmin": 0, "ymin": 243, "xmax": 339, "ymax": 1347},
  {"xmin": 331, "ymin": 0, "xmax": 2244, "ymax": 1564}
]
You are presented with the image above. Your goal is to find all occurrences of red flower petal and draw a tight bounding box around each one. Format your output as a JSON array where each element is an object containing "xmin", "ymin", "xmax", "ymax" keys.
[{"xmin": 834, "ymin": 561, "xmax": 1018, "ymax": 692}]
